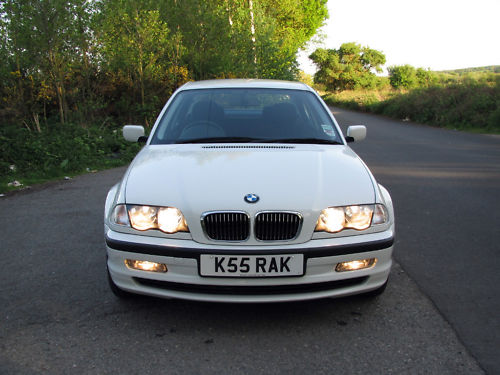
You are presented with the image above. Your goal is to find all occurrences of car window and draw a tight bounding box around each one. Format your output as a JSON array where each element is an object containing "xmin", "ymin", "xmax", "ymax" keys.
[{"xmin": 150, "ymin": 88, "xmax": 340, "ymax": 144}]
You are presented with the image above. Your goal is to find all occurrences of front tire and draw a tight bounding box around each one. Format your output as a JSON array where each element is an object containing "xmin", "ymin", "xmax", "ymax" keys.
[
  {"xmin": 364, "ymin": 278, "xmax": 388, "ymax": 297},
  {"xmin": 107, "ymin": 268, "xmax": 135, "ymax": 299}
]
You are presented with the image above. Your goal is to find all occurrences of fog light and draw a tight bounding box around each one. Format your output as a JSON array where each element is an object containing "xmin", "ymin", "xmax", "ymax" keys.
[
  {"xmin": 335, "ymin": 258, "xmax": 377, "ymax": 272},
  {"xmin": 125, "ymin": 259, "xmax": 168, "ymax": 273}
]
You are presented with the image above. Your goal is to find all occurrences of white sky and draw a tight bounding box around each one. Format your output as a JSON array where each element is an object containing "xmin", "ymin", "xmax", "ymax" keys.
[{"xmin": 298, "ymin": 0, "xmax": 500, "ymax": 74}]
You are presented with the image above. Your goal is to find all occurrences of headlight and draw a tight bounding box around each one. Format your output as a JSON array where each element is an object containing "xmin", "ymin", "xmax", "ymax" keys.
[
  {"xmin": 157, "ymin": 207, "xmax": 188, "ymax": 233},
  {"xmin": 315, "ymin": 204, "xmax": 388, "ymax": 233},
  {"xmin": 111, "ymin": 204, "xmax": 129, "ymax": 226},
  {"xmin": 372, "ymin": 204, "xmax": 388, "ymax": 225},
  {"xmin": 128, "ymin": 205, "xmax": 158, "ymax": 231},
  {"xmin": 111, "ymin": 204, "xmax": 189, "ymax": 233}
]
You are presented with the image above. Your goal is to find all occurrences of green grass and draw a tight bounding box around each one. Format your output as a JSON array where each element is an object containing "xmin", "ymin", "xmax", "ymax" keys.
[
  {"xmin": 0, "ymin": 121, "xmax": 141, "ymax": 194},
  {"xmin": 0, "ymin": 158, "xmax": 131, "ymax": 194}
]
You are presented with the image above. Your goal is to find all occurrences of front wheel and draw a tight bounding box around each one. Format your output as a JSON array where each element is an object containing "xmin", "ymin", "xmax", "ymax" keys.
[
  {"xmin": 364, "ymin": 278, "xmax": 388, "ymax": 297},
  {"xmin": 107, "ymin": 267, "xmax": 135, "ymax": 299}
]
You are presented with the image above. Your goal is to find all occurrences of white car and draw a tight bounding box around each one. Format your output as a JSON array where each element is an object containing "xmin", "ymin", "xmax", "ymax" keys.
[{"xmin": 104, "ymin": 79, "xmax": 394, "ymax": 303}]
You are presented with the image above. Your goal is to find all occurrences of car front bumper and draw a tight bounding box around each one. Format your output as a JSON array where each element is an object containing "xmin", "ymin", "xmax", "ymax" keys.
[{"xmin": 105, "ymin": 225, "xmax": 394, "ymax": 303}]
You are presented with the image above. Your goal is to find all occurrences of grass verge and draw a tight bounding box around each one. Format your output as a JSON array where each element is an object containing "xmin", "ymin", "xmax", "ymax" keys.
[{"xmin": 0, "ymin": 122, "xmax": 141, "ymax": 194}]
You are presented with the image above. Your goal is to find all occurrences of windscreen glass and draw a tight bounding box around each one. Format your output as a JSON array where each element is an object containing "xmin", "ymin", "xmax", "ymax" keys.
[{"xmin": 150, "ymin": 88, "xmax": 341, "ymax": 144}]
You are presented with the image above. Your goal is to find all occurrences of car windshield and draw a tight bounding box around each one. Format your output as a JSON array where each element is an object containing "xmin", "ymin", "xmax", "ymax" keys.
[{"xmin": 150, "ymin": 88, "xmax": 342, "ymax": 145}]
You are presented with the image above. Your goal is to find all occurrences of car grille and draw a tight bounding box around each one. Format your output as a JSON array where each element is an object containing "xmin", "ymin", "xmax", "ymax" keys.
[
  {"xmin": 202, "ymin": 212, "xmax": 250, "ymax": 241},
  {"xmin": 255, "ymin": 212, "xmax": 302, "ymax": 241},
  {"xmin": 202, "ymin": 211, "xmax": 302, "ymax": 241}
]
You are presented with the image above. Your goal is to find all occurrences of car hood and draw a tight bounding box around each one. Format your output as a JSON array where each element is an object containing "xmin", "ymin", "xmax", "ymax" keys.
[{"xmin": 124, "ymin": 144, "xmax": 375, "ymax": 215}]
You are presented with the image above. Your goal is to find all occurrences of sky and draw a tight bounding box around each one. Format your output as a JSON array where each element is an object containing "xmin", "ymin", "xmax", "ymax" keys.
[{"xmin": 298, "ymin": 0, "xmax": 500, "ymax": 75}]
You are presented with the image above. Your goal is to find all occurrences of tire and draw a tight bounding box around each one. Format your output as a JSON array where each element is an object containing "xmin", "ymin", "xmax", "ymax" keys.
[
  {"xmin": 364, "ymin": 278, "xmax": 388, "ymax": 297},
  {"xmin": 107, "ymin": 268, "xmax": 135, "ymax": 299}
]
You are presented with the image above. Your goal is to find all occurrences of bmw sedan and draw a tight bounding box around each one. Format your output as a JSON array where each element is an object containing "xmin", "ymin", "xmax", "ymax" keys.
[{"xmin": 104, "ymin": 79, "xmax": 394, "ymax": 302}]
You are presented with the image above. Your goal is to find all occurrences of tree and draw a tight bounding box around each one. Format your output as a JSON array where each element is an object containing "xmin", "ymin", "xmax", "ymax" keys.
[
  {"xmin": 98, "ymin": 0, "xmax": 188, "ymax": 124},
  {"xmin": 0, "ymin": 0, "xmax": 329, "ymax": 130},
  {"xmin": 1, "ymin": 0, "xmax": 94, "ymax": 125},
  {"xmin": 388, "ymin": 64, "xmax": 418, "ymax": 89},
  {"xmin": 416, "ymin": 67, "xmax": 438, "ymax": 88},
  {"xmin": 388, "ymin": 66, "xmax": 438, "ymax": 89},
  {"xmin": 260, "ymin": 0, "xmax": 328, "ymax": 64},
  {"xmin": 309, "ymin": 43, "xmax": 386, "ymax": 91},
  {"xmin": 159, "ymin": 0, "xmax": 328, "ymax": 80}
]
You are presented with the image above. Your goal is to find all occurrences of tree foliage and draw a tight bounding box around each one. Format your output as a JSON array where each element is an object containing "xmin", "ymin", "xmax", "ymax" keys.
[
  {"xmin": 388, "ymin": 65, "xmax": 439, "ymax": 89},
  {"xmin": 1, "ymin": 0, "xmax": 94, "ymax": 126},
  {"xmin": 0, "ymin": 0, "xmax": 328, "ymax": 129},
  {"xmin": 309, "ymin": 43, "xmax": 386, "ymax": 91},
  {"xmin": 97, "ymin": 1, "xmax": 188, "ymax": 125},
  {"xmin": 387, "ymin": 65, "xmax": 417, "ymax": 89}
]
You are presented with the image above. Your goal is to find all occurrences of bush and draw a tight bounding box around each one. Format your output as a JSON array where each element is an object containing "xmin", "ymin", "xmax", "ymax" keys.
[
  {"xmin": 323, "ymin": 88, "xmax": 394, "ymax": 112},
  {"xmin": 0, "ymin": 121, "xmax": 141, "ymax": 189},
  {"xmin": 323, "ymin": 81, "xmax": 499, "ymax": 133},
  {"xmin": 373, "ymin": 83, "xmax": 499, "ymax": 132},
  {"xmin": 388, "ymin": 65, "xmax": 418, "ymax": 89}
]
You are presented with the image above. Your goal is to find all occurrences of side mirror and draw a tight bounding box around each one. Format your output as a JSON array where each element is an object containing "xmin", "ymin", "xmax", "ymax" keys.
[
  {"xmin": 123, "ymin": 125, "xmax": 146, "ymax": 143},
  {"xmin": 346, "ymin": 125, "xmax": 366, "ymax": 143}
]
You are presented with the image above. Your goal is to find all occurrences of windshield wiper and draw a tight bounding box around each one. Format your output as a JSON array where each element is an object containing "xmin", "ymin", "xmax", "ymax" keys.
[
  {"xmin": 173, "ymin": 137, "xmax": 342, "ymax": 145},
  {"xmin": 259, "ymin": 138, "xmax": 343, "ymax": 145},
  {"xmin": 175, "ymin": 137, "xmax": 265, "ymax": 144}
]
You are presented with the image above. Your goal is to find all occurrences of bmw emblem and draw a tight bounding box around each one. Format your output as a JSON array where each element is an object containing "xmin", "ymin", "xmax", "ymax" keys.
[{"xmin": 244, "ymin": 193, "xmax": 259, "ymax": 204}]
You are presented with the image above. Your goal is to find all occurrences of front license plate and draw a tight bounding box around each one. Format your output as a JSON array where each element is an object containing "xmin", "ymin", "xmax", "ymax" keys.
[{"xmin": 200, "ymin": 254, "xmax": 304, "ymax": 277}]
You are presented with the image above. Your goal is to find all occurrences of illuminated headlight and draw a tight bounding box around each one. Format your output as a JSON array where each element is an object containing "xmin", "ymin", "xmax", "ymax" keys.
[
  {"xmin": 110, "ymin": 204, "xmax": 189, "ymax": 233},
  {"xmin": 157, "ymin": 207, "xmax": 187, "ymax": 233},
  {"xmin": 128, "ymin": 205, "xmax": 157, "ymax": 230},
  {"xmin": 315, "ymin": 204, "xmax": 388, "ymax": 233}
]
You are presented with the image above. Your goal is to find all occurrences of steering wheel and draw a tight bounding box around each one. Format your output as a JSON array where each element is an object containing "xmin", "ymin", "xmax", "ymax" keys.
[{"xmin": 180, "ymin": 120, "xmax": 225, "ymax": 138}]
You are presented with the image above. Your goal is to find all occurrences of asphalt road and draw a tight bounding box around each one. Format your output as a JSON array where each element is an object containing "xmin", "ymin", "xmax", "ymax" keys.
[
  {"xmin": 332, "ymin": 107, "xmax": 500, "ymax": 375},
  {"xmin": 0, "ymin": 108, "xmax": 497, "ymax": 374}
]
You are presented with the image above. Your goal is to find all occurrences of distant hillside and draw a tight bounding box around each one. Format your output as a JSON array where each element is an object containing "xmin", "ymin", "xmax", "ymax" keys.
[{"xmin": 439, "ymin": 66, "xmax": 500, "ymax": 74}]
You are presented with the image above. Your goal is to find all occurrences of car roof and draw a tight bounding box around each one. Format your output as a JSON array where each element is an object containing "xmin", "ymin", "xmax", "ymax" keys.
[{"xmin": 178, "ymin": 79, "xmax": 313, "ymax": 92}]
